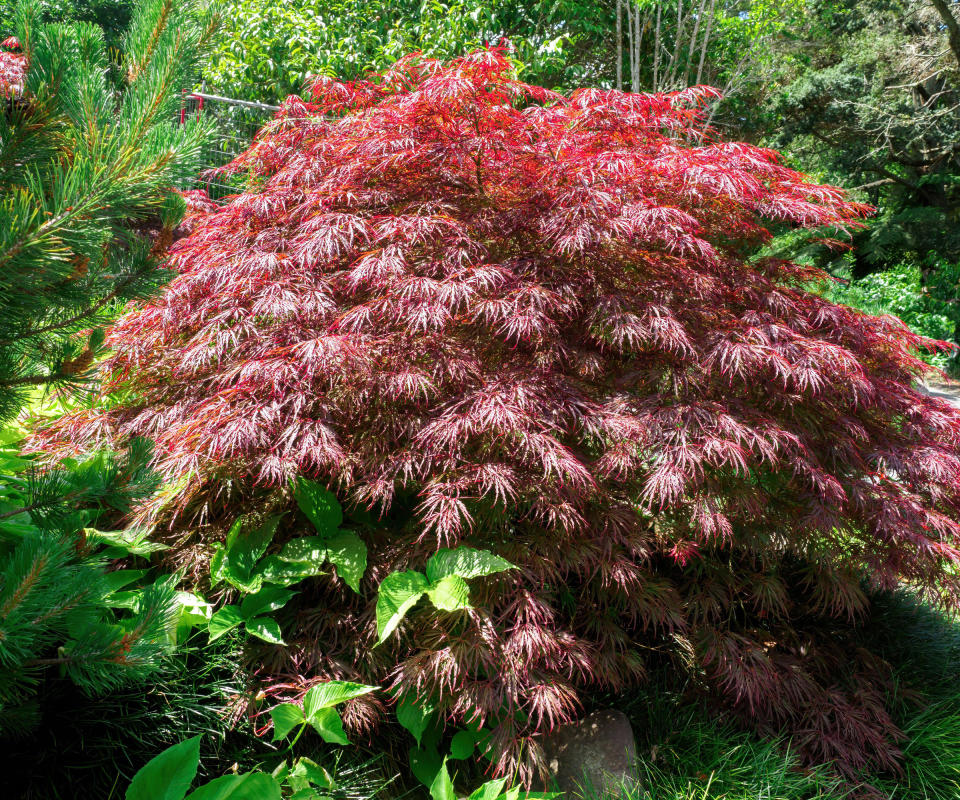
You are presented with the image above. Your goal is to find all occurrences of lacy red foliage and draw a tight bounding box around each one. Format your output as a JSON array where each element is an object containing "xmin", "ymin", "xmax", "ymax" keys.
[
  {"xmin": 36, "ymin": 50, "xmax": 960, "ymax": 786},
  {"xmin": 0, "ymin": 37, "xmax": 26, "ymax": 97}
]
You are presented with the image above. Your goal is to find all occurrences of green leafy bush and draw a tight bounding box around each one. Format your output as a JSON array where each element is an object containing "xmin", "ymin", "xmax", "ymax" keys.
[
  {"xmin": 202, "ymin": 0, "xmax": 600, "ymax": 102},
  {"xmin": 824, "ymin": 262, "xmax": 956, "ymax": 370}
]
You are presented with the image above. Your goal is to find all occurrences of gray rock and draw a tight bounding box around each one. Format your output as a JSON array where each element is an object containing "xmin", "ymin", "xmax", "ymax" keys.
[{"xmin": 541, "ymin": 709, "xmax": 640, "ymax": 799}]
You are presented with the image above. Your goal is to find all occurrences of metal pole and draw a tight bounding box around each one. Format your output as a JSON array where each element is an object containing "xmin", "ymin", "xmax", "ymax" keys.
[{"xmin": 190, "ymin": 91, "xmax": 282, "ymax": 112}]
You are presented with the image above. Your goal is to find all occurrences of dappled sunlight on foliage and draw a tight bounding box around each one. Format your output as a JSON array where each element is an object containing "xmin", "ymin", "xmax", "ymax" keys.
[{"xmin": 31, "ymin": 49, "xmax": 960, "ymax": 790}]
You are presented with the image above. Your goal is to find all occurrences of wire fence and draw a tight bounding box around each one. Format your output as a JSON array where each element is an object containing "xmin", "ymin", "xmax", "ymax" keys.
[{"xmin": 177, "ymin": 91, "xmax": 279, "ymax": 200}]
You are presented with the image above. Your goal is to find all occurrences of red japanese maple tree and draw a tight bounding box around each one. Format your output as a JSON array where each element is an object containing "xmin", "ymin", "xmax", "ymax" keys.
[{"xmin": 37, "ymin": 50, "xmax": 960, "ymax": 784}]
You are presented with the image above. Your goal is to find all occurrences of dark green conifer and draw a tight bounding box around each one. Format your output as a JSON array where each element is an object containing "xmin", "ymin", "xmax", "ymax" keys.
[{"xmin": 0, "ymin": 0, "xmax": 218, "ymax": 734}]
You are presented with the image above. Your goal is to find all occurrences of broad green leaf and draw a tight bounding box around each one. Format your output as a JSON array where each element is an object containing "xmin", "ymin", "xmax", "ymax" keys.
[
  {"xmin": 240, "ymin": 586, "xmax": 295, "ymax": 619},
  {"xmin": 126, "ymin": 736, "xmax": 201, "ymax": 800},
  {"xmin": 304, "ymin": 681, "xmax": 376, "ymax": 717},
  {"xmin": 230, "ymin": 515, "xmax": 283, "ymax": 576},
  {"xmin": 396, "ymin": 695, "xmax": 434, "ymax": 747},
  {"xmin": 0, "ymin": 427, "xmax": 24, "ymax": 446},
  {"xmin": 270, "ymin": 703, "xmax": 305, "ymax": 741},
  {"xmin": 103, "ymin": 569, "xmax": 149, "ymax": 593},
  {"xmin": 0, "ymin": 453, "xmax": 33, "ymax": 473},
  {"xmin": 324, "ymin": 530, "xmax": 367, "ymax": 593},
  {"xmin": 209, "ymin": 545, "xmax": 227, "ymax": 586},
  {"xmin": 184, "ymin": 773, "xmax": 283, "ymax": 800},
  {"xmin": 225, "ymin": 517, "xmax": 244, "ymax": 551},
  {"xmin": 208, "ymin": 605, "xmax": 244, "ymax": 641},
  {"xmin": 429, "ymin": 759, "xmax": 455, "ymax": 800},
  {"xmin": 410, "ymin": 745, "xmax": 444, "ymax": 788},
  {"xmin": 278, "ymin": 536, "xmax": 327, "ymax": 563},
  {"xmin": 247, "ymin": 616, "xmax": 285, "ymax": 644},
  {"xmin": 467, "ymin": 777, "xmax": 508, "ymax": 800},
  {"xmin": 449, "ymin": 729, "xmax": 476, "ymax": 760},
  {"xmin": 103, "ymin": 589, "xmax": 141, "ymax": 610},
  {"xmin": 255, "ymin": 557, "xmax": 325, "ymax": 586},
  {"xmin": 426, "ymin": 574, "xmax": 471, "ymax": 612},
  {"xmin": 425, "ymin": 547, "xmax": 515, "ymax": 584},
  {"xmin": 175, "ymin": 591, "xmax": 212, "ymax": 622},
  {"xmin": 375, "ymin": 570, "xmax": 429, "ymax": 644},
  {"xmin": 293, "ymin": 478, "xmax": 342, "ymax": 534},
  {"xmin": 288, "ymin": 758, "xmax": 336, "ymax": 791},
  {"xmin": 306, "ymin": 706, "xmax": 349, "ymax": 745},
  {"xmin": 86, "ymin": 528, "xmax": 168, "ymax": 555},
  {"xmin": 221, "ymin": 562, "xmax": 264, "ymax": 594}
]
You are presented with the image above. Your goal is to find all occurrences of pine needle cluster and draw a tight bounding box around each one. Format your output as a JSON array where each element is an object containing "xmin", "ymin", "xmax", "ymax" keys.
[{"xmin": 0, "ymin": 0, "xmax": 218, "ymax": 736}]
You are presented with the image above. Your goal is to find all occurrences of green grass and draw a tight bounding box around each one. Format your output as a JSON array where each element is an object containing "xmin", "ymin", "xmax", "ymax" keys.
[{"xmin": 590, "ymin": 591, "xmax": 960, "ymax": 800}]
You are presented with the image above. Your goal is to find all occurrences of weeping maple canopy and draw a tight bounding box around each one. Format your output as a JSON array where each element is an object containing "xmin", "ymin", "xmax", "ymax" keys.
[{"xmin": 38, "ymin": 50, "xmax": 960, "ymax": 783}]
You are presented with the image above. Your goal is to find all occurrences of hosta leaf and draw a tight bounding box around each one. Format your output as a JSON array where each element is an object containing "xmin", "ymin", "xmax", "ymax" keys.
[
  {"xmin": 240, "ymin": 586, "xmax": 295, "ymax": 619},
  {"xmin": 375, "ymin": 570, "xmax": 429, "ymax": 644},
  {"xmin": 271, "ymin": 702, "xmax": 305, "ymax": 741},
  {"xmin": 126, "ymin": 736, "xmax": 200, "ymax": 800},
  {"xmin": 426, "ymin": 574, "xmax": 471, "ymax": 612},
  {"xmin": 425, "ymin": 547, "xmax": 515, "ymax": 583},
  {"xmin": 324, "ymin": 530, "xmax": 367, "ymax": 593},
  {"xmin": 293, "ymin": 478, "xmax": 342, "ymax": 534},
  {"xmin": 429, "ymin": 759, "xmax": 455, "ymax": 800},
  {"xmin": 306, "ymin": 706, "xmax": 349, "ymax": 745},
  {"xmin": 246, "ymin": 616, "xmax": 285, "ymax": 644},
  {"xmin": 396, "ymin": 694, "xmax": 434, "ymax": 747},
  {"xmin": 208, "ymin": 605, "xmax": 244, "ymax": 641},
  {"xmin": 304, "ymin": 681, "xmax": 376, "ymax": 716},
  {"xmin": 184, "ymin": 773, "xmax": 283, "ymax": 800}
]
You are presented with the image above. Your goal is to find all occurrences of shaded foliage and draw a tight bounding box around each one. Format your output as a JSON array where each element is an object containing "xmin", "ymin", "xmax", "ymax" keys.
[{"xmin": 34, "ymin": 51, "xmax": 960, "ymax": 789}]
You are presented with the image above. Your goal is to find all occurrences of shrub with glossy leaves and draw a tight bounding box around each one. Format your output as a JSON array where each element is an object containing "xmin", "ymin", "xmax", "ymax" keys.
[{"xmin": 35, "ymin": 50, "xmax": 960, "ymax": 787}]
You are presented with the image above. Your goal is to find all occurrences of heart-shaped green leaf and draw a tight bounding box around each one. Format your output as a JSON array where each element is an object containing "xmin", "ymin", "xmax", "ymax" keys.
[
  {"xmin": 255, "ymin": 555, "xmax": 325, "ymax": 586},
  {"xmin": 376, "ymin": 570, "xmax": 429, "ymax": 643},
  {"xmin": 208, "ymin": 605, "xmax": 244, "ymax": 641},
  {"xmin": 303, "ymin": 681, "xmax": 376, "ymax": 716},
  {"xmin": 293, "ymin": 478, "xmax": 342, "ymax": 534},
  {"xmin": 425, "ymin": 547, "xmax": 515, "ymax": 584},
  {"xmin": 324, "ymin": 530, "xmax": 367, "ymax": 593},
  {"xmin": 396, "ymin": 694, "xmax": 434, "ymax": 747},
  {"xmin": 247, "ymin": 616, "xmax": 285, "ymax": 644},
  {"xmin": 426, "ymin": 574, "xmax": 471, "ymax": 612},
  {"xmin": 278, "ymin": 536, "xmax": 327, "ymax": 563},
  {"xmin": 240, "ymin": 586, "xmax": 295, "ymax": 619},
  {"xmin": 126, "ymin": 736, "xmax": 200, "ymax": 800},
  {"xmin": 449, "ymin": 729, "xmax": 476, "ymax": 760},
  {"xmin": 306, "ymin": 706, "xmax": 349, "ymax": 745},
  {"xmin": 429, "ymin": 759, "xmax": 455, "ymax": 800},
  {"xmin": 270, "ymin": 702, "xmax": 305, "ymax": 741},
  {"xmin": 184, "ymin": 772, "xmax": 283, "ymax": 800}
]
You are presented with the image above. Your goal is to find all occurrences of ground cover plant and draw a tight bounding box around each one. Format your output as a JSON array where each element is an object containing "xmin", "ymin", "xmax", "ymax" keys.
[{"xmin": 33, "ymin": 48, "xmax": 960, "ymax": 792}]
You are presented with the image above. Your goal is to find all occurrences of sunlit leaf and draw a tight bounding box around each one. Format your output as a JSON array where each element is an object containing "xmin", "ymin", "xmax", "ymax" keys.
[{"xmin": 375, "ymin": 570, "xmax": 429, "ymax": 643}]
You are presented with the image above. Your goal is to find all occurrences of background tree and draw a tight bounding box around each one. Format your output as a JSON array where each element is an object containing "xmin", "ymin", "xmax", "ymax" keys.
[{"xmin": 0, "ymin": 0, "xmax": 218, "ymax": 734}]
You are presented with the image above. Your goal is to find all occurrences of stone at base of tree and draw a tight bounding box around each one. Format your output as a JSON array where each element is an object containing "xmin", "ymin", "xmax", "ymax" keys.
[{"xmin": 540, "ymin": 709, "xmax": 640, "ymax": 799}]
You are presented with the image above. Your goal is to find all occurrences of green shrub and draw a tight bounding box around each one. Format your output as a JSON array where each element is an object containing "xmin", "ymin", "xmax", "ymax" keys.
[{"xmin": 823, "ymin": 263, "xmax": 956, "ymax": 370}]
